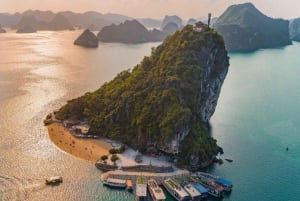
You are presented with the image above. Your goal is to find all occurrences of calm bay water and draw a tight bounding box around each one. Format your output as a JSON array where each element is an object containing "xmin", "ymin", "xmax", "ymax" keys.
[{"xmin": 0, "ymin": 30, "xmax": 299, "ymax": 201}]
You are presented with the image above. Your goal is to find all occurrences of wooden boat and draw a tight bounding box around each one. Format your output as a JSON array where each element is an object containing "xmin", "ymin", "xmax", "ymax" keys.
[
  {"xmin": 147, "ymin": 178, "xmax": 166, "ymax": 201},
  {"xmin": 191, "ymin": 175, "xmax": 224, "ymax": 198},
  {"xmin": 45, "ymin": 176, "xmax": 63, "ymax": 185},
  {"xmin": 162, "ymin": 178, "xmax": 190, "ymax": 201},
  {"xmin": 193, "ymin": 183, "xmax": 209, "ymax": 198},
  {"xmin": 103, "ymin": 177, "xmax": 127, "ymax": 188},
  {"xmin": 183, "ymin": 183, "xmax": 201, "ymax": 200},
  {"xmin": 126, "ymin": 179, "xmax": 133, "ymax": 192},
  {"xmin": 197, "ymin": 172, "xmax": 233, "ymax": 191},
  {"xmin": 136, "ymin": 176, "xmax": 147, "ymax": 201}
]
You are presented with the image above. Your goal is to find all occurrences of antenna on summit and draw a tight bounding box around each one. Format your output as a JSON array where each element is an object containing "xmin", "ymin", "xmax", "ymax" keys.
[{"xmin": 208, "ymin": 13, "xmax": 212, "ymax": 29}]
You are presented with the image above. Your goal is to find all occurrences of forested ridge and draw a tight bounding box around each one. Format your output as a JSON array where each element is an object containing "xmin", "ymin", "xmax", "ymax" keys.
[{"xmin": 56, "ymin": 25, "xmax": 229, "ymax": 166}]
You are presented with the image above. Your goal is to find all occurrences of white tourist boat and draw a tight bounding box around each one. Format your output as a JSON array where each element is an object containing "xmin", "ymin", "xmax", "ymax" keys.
[
  {"xmin": 183, "ymin": 183, "xmax": 201, "ymax": 200},
  {"xmin": 162, "ymin": 178, "xmax": 190, "ymax": 201},
  {"xmin": 147, "ymin": 178, "xmax": 166, "ymax": 201},
  {"xmin": 103, "ymin": 177, "xmax": 127, "ymax": 188},
  {"xmin": 45, "ymin": 176, "xmax": 63, "ymax": 185},
  {"xmin": 136, "ymin": 176, "xmax": 147, "ymax": 201}
]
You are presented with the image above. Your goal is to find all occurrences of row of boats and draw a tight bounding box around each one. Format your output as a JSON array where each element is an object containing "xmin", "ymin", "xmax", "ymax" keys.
[{"xmin": 102, "ymin": 172, "xmax": 233, "ymax": 201}]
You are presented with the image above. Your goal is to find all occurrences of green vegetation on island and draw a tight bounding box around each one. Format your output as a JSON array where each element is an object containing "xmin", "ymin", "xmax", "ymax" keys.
[{"xmin": 56, "ymin": 25, "xmax": 229, "ymax": 168}]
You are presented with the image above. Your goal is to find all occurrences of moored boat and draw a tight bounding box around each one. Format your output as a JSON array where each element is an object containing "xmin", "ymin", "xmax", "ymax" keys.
[
  {"xmin": 126, "ymin": 179, "xmax": 133, "ymax": 192},
  {"xmin": 147, "ymin": 178, "xmax": 166, "ymax": 201},
  {"xmin": 45, "ymin": 176, "xmax": 63, "ymax": 185},
  {"xmin": 193, "ymin": 183, "xmax": 208, "ymax": 198},
  {"xmin": 192, "ymin": 175, "xmax": 224, "ymax": 198},
  {"xmin": 103, "ymin": 177, "xmax": 127, "ymax": 188},
  {"xmin": 136, "ymin": 176, "xmax": 147, "ymax": 201},
  {"xmin": 197, "ymin": 172, "xmax": 233, "ymax": 191},
  {"xmin": 183, "ymin": 183, "xmax": 201, "ymax": 200},
  {"xmin": 162, "ymin": 178, "xmax": 190, "ymax": 201}
]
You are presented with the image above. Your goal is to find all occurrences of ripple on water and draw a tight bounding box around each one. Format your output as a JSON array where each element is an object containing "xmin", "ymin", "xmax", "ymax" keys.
[{"xmin": 0, "ymin": 174, "xmax": 51, "ymax": 201}]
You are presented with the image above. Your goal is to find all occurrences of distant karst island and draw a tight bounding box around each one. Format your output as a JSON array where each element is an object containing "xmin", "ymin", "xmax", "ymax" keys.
[
  {"xmin": 16, "ymin": 25, "xmax": 36, "ymax": 33},
  {"xmin": 74, "ymin": 29, "xmax": 99, "ymax": 48},
  {"xmin": 97, "ymin": 20, "xmax": 166, "ymax": 43},
  {"xmin": 290, "ymin": 18, "xmax": 300, "ymax": 42},
  {"xmin": 214, "ymin": 2, "xmax": 291, "ymax": 52},
  {"xmin": 14, "ymin": 13, "xmax": 74, "ymax": 32},
  {"xmin": 55, "ymin": 24, "xmax": 229, "ymax": 168},
  {"xmin": 0, "ymin": 25, "xmax": 6, "ymax": 33}
]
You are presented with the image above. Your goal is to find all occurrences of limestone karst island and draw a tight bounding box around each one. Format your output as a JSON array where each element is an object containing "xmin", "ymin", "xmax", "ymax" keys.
[{"xmin": 53, "ymin": 23, "xmax": 229, "ymax": 169}]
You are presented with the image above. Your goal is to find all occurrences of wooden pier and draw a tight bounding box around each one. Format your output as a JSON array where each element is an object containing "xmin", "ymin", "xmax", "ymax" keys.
[{"xmin": 100, "ymin": 169, "xmax": 190, "ymax": 185}]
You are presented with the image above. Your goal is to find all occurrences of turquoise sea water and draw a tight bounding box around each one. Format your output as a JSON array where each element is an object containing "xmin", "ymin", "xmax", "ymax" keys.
[{"xmin": 0, "ymin": 30, "xmax": 299, "ymax": 201}]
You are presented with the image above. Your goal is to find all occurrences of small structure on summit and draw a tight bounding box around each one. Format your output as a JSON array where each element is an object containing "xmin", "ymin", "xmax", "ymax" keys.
[
  {"xmin": 208, "ymin": 13, "xmax": 212, "ymax": 29},
  {"xmin": 193, "ymin": 21, "xmax": 206, "ymax": 32}
]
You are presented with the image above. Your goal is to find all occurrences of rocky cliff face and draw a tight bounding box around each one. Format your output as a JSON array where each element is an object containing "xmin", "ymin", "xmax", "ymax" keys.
[
  {"xmin": 215, "ymin": 3, "xmax": 291, "ymax": 51},
  {"xmin": 290, "ymin": 18, "xmax": 300, "ymax": 42},
  {"xmin": 198, "ymin": 36, "xmax": 229, "ymax": 122},
  {"xmin": 158, "ymin": 28, "xmax": 229, "ymax": 155},
  {"xmin": 57, "ymin": 25, "xmax": 229, "ymax": 167},
  {"xmin": 74, "ymin": 29, "xmax": 98, "ymax": 48}
]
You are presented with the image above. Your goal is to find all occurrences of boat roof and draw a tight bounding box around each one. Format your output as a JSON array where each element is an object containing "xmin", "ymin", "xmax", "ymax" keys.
[
  {"xmin": 193, "ymin": 183, "xmax": 208, "ymax": 194},
  {"xmin": 136, "ymin": 183, "xmax": 147, "ymax": 197},
  {"xmin": 126, "ymin": 179, "xmax": 133, "ymax": 187},
  {"xmin": 148, "ymin": 179, "xmax": 166, "ymax": 200},
  {"xmin": 48, "ymin": 176, "xmax": 62, "ymax": 180},
  {"xmin": 107, "ymin": 178, "xmax": 126, "ymax": 184},
  {"xmin": 165, "ymin": 178, "xmax": 189, "ymax": 198},
  {"xmin": 215, "ymin": 178, "xmax": 233, "ymax": 186},
  {"xmin": 137, "ymin": 176, "xmax": 147, "ymax": 184},
  {"xmin": 184, "ymin": 184, "xmax": 201, "ymax": 197}
]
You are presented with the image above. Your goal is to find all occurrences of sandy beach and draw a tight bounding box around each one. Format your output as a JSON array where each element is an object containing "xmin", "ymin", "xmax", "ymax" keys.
[
  {"xmin": 47, "ymin": 122, "xmax": 172, "ymax": 167},
  {"xmin": 47, "ymin": 123, "xmax": 112, "ymax": 163}
]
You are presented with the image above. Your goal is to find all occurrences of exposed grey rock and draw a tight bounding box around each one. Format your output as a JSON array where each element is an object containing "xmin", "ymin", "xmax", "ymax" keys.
[
  {"xmin": 74, "ymin": 29, "xmax": 98, "ymax": 48},
  {"xmin": 215, "ymin": 3, "xmax": 291, "ymax": 51},
  {"xmin": 290, "ymin": 18, "xmax": 300, "ymax": 42}
]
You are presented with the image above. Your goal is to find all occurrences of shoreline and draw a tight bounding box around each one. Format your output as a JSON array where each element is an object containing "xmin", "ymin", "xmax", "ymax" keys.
[
  {"xmin": 47, "ymin": 122, "xmax": 173, "ymax": 168},
  {"xmin": 47, "ymin": 122, "xmax": 112, "ymax": 163}
]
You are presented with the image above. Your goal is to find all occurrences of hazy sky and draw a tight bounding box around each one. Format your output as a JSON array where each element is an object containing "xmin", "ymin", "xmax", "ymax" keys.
[{"xmin": 1, "ymin": 0, "xmax": 299, "ymax": 19}]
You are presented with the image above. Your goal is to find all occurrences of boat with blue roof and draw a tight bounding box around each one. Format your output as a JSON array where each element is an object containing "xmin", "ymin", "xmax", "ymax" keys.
[
  {"xmin": 197, "ymin": 172, "xmax": 233, "ymax": 192},
  {"xmin": 183, "ymin": 183, "xmax": 201, "ymax": 200},
  {"xmin": 191, "ymin": 175, "xmax": 224, "ymax": 198},
  {"xmin": 193, "ymin": 183, "xmax": 209, "ymax": 198}
]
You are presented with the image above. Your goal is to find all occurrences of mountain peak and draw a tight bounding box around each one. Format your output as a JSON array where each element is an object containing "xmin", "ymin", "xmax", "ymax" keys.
[{"xmin": 58, "ymin": 25, "xmax": 229, "ymax": 167}]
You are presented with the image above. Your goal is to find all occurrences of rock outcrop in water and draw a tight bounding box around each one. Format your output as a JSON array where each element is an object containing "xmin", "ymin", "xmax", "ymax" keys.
[
  {"xmin": 290, "ymin": 18, "xmax": 300, "ymax": 42},
  {"xmin": 215, "ymin": 3, "xmax": 291, "ymax": 51},
  {"xmin": 97, "ymin": 20, "xmax": 165, "ymax": 43},
  {"xmin": 74, "ymin": 29, "xmax": 98, "ymax": 48},
  {"xmin": 0, "ymin": 25, "xmax": 5, "ymax": 33},
  {"xmin": 57, "ymin": 25, "xmax": 229, "ymax": 168},
  {"xmin": 16, "ymin": 25, "xmax": 36, "ymax": 33}
]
